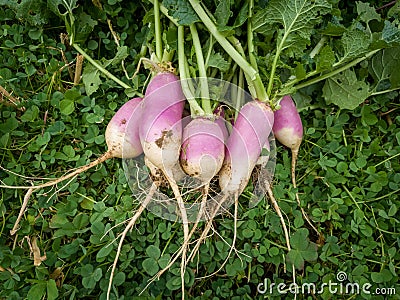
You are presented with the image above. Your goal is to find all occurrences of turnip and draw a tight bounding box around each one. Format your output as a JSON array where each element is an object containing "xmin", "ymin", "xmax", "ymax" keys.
[
  {"xmin": 180, "ymin": 117, "xmax": 225, "ymax": 182},
  {"xmin": 138, "ymin": 69, "xmax": 192, "ymax": 298},
  {"xmin": 139, "ymin": 72, "xmax": 186, "ymax": 180},
  {"xmin": 219, "ymin": 100, "xmax": 274, "ymax": 194},
  {"xmin": 273, "ymin": 95, "xmax": 319, "ymax": 236},
  {"xmin": 189, "ymin": 100, "xmax": 274, "ymax": 262}
]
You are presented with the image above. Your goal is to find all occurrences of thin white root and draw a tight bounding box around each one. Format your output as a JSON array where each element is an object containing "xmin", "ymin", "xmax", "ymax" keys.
[
  {"xmin": 0, "ymin": 151, "xmax": 113, "ymax": 190},
  {"xmin": 106, "ymin": 184, "xmax": 157, "ymax": 300},
  {"xmin": 10, "ymin": 187, "xmax": 34, "ymax": 235},
  {"xmin": 291, "ymin": 150, "xmax": 320, "ymax": 237},
  {"xmin": 147, "ymin": 183, "xmax": 210, "ymax": 287},
  {"xmin": 266, "ymin": 183, "xmax": 296, "ymax": 299},
  {"xmin": 187, "ymin": 193, "xmax": 230, "ymax": 263},
  {"xmin": 197, "ymin": 191, "xmax": 239, "ymax": 279},
  {"xmin": 164, "ymin": 174, "xmax": 189, "ymax": 300}
]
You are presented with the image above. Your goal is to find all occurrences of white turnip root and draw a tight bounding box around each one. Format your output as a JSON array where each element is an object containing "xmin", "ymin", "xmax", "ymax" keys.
[
  {"xmin": 139, "ymin": 72, "xmax": 186, "ymax": 181},
  {"xmin": 219, "ymin": 100, "xmax": 274, "ymax": 194},
  {"xmin": 180, "ymin": 116, "xmax": 225, "ymax": 183},
  {"xmin": 272, "ymin": 95, "xmax": 319, "ymax": 236},
  {"xmin": 138, "ymin": 71, "xmax": 190, "ymax": 294},
  {"xmin": 154, "ymin": 115, "xmax": 226, "ymax": 283},
  {"xmin": 106, "ymin": 97, "xmax": 143, "ymax": 158},
  {"xmin": 272, "ymin": 95, "xmax": 303, "ymax": 166},
  {"xmin": 189, "ymin": 100, "xmax": 274, "ymax": 262}
]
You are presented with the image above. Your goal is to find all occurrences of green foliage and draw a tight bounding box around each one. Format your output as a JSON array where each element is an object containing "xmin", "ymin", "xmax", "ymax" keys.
[{"xmin": 163, "ymin": 0, "xmax": 200, "ymax": 25}]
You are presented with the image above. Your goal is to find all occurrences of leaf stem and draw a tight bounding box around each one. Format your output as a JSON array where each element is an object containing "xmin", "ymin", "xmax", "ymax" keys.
[
  {"xmin": 190, "ymin": 23, "xmax": 212, "ymax": 115},
  {"xmin": 188, "ymin": 0, "xmax": 268, "ymax": 102},
  {"xmin": 293, "ymin": 50, "xmax": 380, "ymax": 90},
  {"xmin": 309, "ymin": 36, "xmax": 327, "ymax": 58},
  {"xmin": 72, "ymin": 44, "xmax": 131, "ymax": 89},
  {"xmin": 267, "ymin": 29, "xmax": 290, "ymax": 97},
  {"xmin": 177, "ymin": 26, "xmax": 204, "ymax": 116},
  {"xmin": 154, "ymin": 0, "xmax": 163, "ymax": 62},
  {"xmin": 247, "ymin": 0, "xmax": 258, "ymax": 71},
  {"xmin": 370, "ymin": 86, "xmax": 400, "ymax": 96}
]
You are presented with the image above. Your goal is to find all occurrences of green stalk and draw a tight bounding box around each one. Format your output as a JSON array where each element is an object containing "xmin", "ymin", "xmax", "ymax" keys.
[
  {"xmin": 154, "ymin": 0, "xmax": 163, "ymax": 62},
  {"xmin": 266, "ymin": 31, "xmax": 289, "ymax": 97},
  {"xmin": 309, "ymin": 36, "xmax": 327, "ymax": 59},
  {"xmin": 188, "ymin": 0, "xmax": 268, "ymax": 102},
  {"xmin": 177, "ymin": 26, "xmax": 204, "ymax": 116},
  {"xmin": 204, "ymin": 35, "xmax": 214, "ymax": 70},
  {"xmin": 235, "ymin": 69, "xmax": 245, "ymax": 121},
  {"xmin": 72, "ymin": 44, "xmax": 131, "ymax": 89},
  {"xmin": 293, "ymin": 49, "xmax": 380, "ymax": 90},
  {"xmin": 370, "ymin": 87, "xmax": 400, "ymax": 96},
  {"xmin": 227, "ymin": 36, "xmax": 256, "ymax": 99},
  {"xmin": 247, "ymin": 0, "xmax": 258, "ymax": 72},
  {"xmin": 190, "ymin": 24, "xmax": 212, "ymax": 115}
]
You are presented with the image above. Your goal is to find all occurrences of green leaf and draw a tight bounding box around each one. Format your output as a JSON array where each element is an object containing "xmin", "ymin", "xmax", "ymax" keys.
[
  {"xmin": 27, "ymin": 283, "xmax": 46, "ymax": 300},
  {"xmin": 356, "ymin": 2, "xmax": 381, "ymax": 24},
  {"xmin": 371, "ymin": 269, "xmax": 393, "ymax": 283},
  {"xmin": 290, "ymin": 228, "xmax": 309, "ymax": 250},
  {"xmin": 46, "ymin": 279, "xmax": 59, "ymax": 300},
  {"xmin": 215, "ymin": 0, "xmax": 231, "ymax": 27},
  {"xmin": 113, "ymin": 272, "xmax": 126, "ymax": 286},
  {"xmin": 48, "ymin": 0, "xmax": 78, "ymax": 17},
  {"xmin": 163, "ymin": 0, "xmax": 200, "ymax": 25},
  {"xmin": 207, "ymin": 53, "xmax": 230, "ymax": 72},
  {"xmin": 81, "ymin": 197, "xmax": 95, "ymax": 210},
  {"xmin": 36, "ymin": 132, "xmax": 51, "ymax": 146},
  {"xmin": 337, "ymin": 29, "xmax": 371, "ymax": 65},
  {"xmin": 82, "ymin": 63, "xmax": 102, "ymax": 96},
  {"xmin": 20, "ymin": 105, "xmax": 39, "ymax": 122},
  {"xmin": 388, "ymin": 1, "xmax": 400, "ymax": 18},
  {"xmin": 381, "ymin": 20, "xmax": 400, "ymax": 46},
  {"xmin": 388, "ymin": 204, "xmax": 397, "ymax": 217},
  {"xmin": 287, "ymin": 228, "xmax": 318, "ymax": 270},
  {"xmin": 59, "ymin": 99, "xmax": 75, "ymax": 115},
  {"xmin": 158, "ymin": 254, "xmax": 171, "ymax": 269},
  {"xmin": 146, "ymin": 245, "xmax": 160, "ymax": 259},
  {"xmin": 322, "ymin": 69, "xmax": 369, "ymax": 110},
  {"xmin": 1, "ymin": 0, "xmax": 50, "ymax": 26},
  {"xmin": 142, "ymin": 258, "xmax": 159, "ymax": 276},
  {"xmin": 253, "ymin": 0, "xmax": 331, "ymax": 47},
  {"xmin": 96, "ymin": 245, "xmax": 113, "ymax": 260},
  {"xmin": 82, "ymin": 267, "xmax": 102, "ymax": 289},
  {"xmin": 369, "ymin": 47, "xmax": 400, "ymax": 92},
  {"xmin": 316, "ymin": 45, "xmax": 335, "ymax": 71},
  {"xmin": 0, "ymin": 117, "xmax": 18, "ymax": 133},
  {"xmin": 75, "ymin": 12, "xmax": 98, "ymax": 43},
  {"xmin": 107, "ymin": 46, "xmax": 129, "ymax": 67}
]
